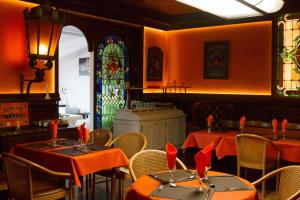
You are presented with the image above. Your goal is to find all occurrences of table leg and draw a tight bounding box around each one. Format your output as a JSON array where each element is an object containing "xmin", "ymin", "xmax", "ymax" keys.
[{"xmin": 111, "ymin": 169, "xmax": 116, "ymax": 200}]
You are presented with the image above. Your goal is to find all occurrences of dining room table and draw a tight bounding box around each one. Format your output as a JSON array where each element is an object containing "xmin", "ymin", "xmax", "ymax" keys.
[
  {"xmin": 182, "ymin": 129, "xmax": 300, "ymax": 163},
  {"xmin": 11, "ymin": 138, "xmax": 129, "ymax": 200},
  {"xmin": 126, "ymin": 170, "xmax": 259, "ymax": 200}
]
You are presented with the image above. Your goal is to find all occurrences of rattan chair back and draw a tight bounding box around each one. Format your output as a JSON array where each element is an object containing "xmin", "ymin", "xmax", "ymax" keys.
[
  {"xmin": 2, "ymin": 153, "xmax": 73, "ymax": 200},
  {"xmin": 129, "ymin": 149, "xmax": 187, "ymax": 181},
  {"xmin": 90, "ymin": 128, "xmax": 112, "ymax": 146},
  {"xmin": 253, "ymin": 165, "xmax": 300, "ymax": 200},
  {"xmin": 235, "ymin": 133, "xmax": 280, "ymax": 170},
  {"xmin": 109, "ymin": 132, "xmax": 147, "ymax": 159},
  {"xmin": 4, "ymin": 154, "xmax": 31, "ymax": 199}
]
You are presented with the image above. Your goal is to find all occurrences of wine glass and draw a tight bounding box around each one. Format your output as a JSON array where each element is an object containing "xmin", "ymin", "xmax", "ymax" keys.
[
  {"xmin": 51, "ymin": 128, "xmax": 58, "ymax": 147},
  {"xmin": 282, "ymin": 130, "xmax": 286, "ymax": 140},
  {"xmin": 207, "ymin": 123, "xmax": 212, "ymax": 133},
  {"xmin": 167, "ymin": 159, "xmax": 176, "ymax": 183},
  {"xmin": 166, "ymin": 143, "xmax": 177, "ymax": 183},
  {"xmin": 239, "ymin": 126, "xmax": 244, "ymax": 133}
]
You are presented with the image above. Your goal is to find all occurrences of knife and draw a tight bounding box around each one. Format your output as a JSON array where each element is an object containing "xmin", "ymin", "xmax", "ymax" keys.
[
  {"xmin": 204, "ymin": 188, "xmax": 211, "ymax": 200},
  {"xmin": 148, "ymin": 174, "xmax": 169, "ymax": 185}
]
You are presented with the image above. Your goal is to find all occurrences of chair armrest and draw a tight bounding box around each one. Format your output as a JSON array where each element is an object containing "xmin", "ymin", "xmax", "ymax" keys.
[
  {"xmin": 32, "ymin": 162, "xmax": 71, "ymax": 178},
  {"xmin": 288, "ymin": 190, "xmax": 300, "ymax": 200},
  {"xmin": 252, "ymin": 167, "xmax": 283, "ymax": 186}
]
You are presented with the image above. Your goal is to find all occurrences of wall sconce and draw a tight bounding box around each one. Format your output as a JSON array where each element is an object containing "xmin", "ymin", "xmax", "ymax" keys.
[{"xmin": 21, "ymin": 1, "xmax": 64, "ymax": 95}]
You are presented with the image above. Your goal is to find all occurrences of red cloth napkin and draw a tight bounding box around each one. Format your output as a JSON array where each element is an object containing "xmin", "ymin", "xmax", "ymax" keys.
[
  {"xmin": 281, "ymin": 119, "xmax": 288, "ymax": 133},
  {"xmin": 240, "ymin": 116, "xmax": 246, "ymax": 129},
  {"xmin": 194, "ymin": 143, "xmax": 213, "ymax": 178},
  {"xmin": 272, "ymin": 119, "xmax": 278, "ymax": 133},
  {"xmin": 50, "ymin": 119, "xmax": 58, "ymax": 140},
  {"xmin": 76, "ymin": 124, "xmax": 83, "ymax": 141},
  {"xmin": 166, "ymin": 143, "xmax": 177, "ymax": 170},
  {"xmin": 194, "ymin": 151, "xmax": 206, "ymax": 178},
  {"xmin": 81, "ymin": 124, "xmax": 90, "ymax": 144},
  {"xmin": 207, "ymin": 114, "xmax": 213, "ymax": 126},
  {"xmin": 202, "ymin": 143, "xmax": 213, "ymax": 167}
]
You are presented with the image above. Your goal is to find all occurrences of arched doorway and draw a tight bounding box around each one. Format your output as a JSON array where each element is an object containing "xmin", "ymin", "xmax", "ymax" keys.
[{"xmin": 58, "ymin": 25, "xmax": 93, "ymax": 129}]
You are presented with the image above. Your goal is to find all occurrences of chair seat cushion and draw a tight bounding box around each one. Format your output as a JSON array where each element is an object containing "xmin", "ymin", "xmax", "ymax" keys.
[{"xmin": 32, "ymin": 180, "xmax": 67, "ymax": 199}]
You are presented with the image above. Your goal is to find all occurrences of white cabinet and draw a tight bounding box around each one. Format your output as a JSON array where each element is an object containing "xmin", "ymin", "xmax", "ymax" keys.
[{"xmin": 113, "ymin": 108, "xmax": 186, "ymax": 149}]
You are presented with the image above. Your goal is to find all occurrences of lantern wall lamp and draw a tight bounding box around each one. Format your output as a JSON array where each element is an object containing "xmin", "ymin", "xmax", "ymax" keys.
[
  {"xmin": 175, "ymin": 0, "xmax": 284, "ymax": 19},
  {"xmin": 21, "ymin": 1, "xmax": 64, "ymax": 95}
]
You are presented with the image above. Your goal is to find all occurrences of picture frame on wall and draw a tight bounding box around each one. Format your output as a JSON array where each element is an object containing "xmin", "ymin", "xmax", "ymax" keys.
[
  {"xmin": 204, "ymin": 41, "xmax": 229, "ymax": 79},
  {"xmin": 79, "ymin": 57, "xmax": 90, "ymax": 76},
  {"xmin": 147, "ymin": 46, "xmax": 163, "ymax": 81}
]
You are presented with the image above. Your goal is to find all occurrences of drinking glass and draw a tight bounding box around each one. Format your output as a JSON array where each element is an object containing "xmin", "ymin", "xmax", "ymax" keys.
[
  {"xmin": 207, "ymin": 124, "xmax": 212, "ymax": 133},
  {"xmin": 168, "ymin": 161, "xmax": 176, "ymax": 183},
  {"xmin": 282, "ymin": 131, "xmax": 286, "ymax": 140},
  {"xmin": 239, "ymin": 127, "xmax": 244, "ymax": 133},
  {"xmin": 203, "ymin": 166, "xmax": 209, "ymax": 181},
  {"xmin": 51, "ymin": 136, "xmax": 57, "ymax": 147}
]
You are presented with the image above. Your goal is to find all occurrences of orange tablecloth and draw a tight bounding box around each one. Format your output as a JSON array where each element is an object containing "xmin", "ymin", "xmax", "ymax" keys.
[
  {"xmin": 273, "ymin": 139, "xmax": 300, "ymax": 163},
  {"xmin": 127, "ymin": 171, "xmax": 258, "ymax": 200},
  {"xmin": 215, "ymin": 133, "xmax": 237, "ymax": 159},
  {"xmin": 216, "ymin": 136, "xmax": 300, "ymax": 163},
  {"xmin": 12, "ymin": 140, "xmax": 129, "ymax": 187},
  {"xmin": 182, "ymin": 130, "xmax": 236, "ymax": 149},
  {"xmin": 183, "ymin": 131, "xmax": 300, "ymax": 163}
]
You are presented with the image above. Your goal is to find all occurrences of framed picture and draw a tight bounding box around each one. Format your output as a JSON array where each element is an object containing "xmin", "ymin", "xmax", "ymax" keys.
[
  {"xmin": 147, "ymin": 46, "xmax": 163, "ymax": 81},
  {"xmin": 204, "ymin": 41, "xmax": 229, "ymax": 79},
  {"xmin": 79, "ymin": 57, "xmax": 90, "ymax": 76},
  {"xmin": 0, "ymin": 102, "xmax": 29, "ymax": 128}
]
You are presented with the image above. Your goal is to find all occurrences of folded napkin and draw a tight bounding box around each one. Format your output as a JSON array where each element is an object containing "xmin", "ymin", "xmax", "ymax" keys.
[
  {"xmin": 166, "ymin": 143, "xmax": 177, "ymax": 170},
  {"xmin": 272, "ymin": 118, "xmax": 278, "ymax": 133},
  {"xmin": 194, "ymin": 151, "xmax": 206, "ymax": 178},
  {"xmin": 194, "ymin": 143, "xmax": 213, "ymax": 178},
  {"xmin": 50, "ymin": 119, "xmax": 58, "ymax": 140},
  {"xmin": 81, "ymin": 124, "xmax": 90, "ymax": 144},
  {"xmin": 281, "ymin": 118, "xmax": 288, "ymax": 133},
  {"xmin": 202, "ymin": 143, "xmax": 213, "ymax": 167},
  {"xmin": 239, "ymin": 116, "xmax": 246, "ymax": 129},
  {"xmin": 207, "ymin": 114, "xmax": 213, "ymax": 126},
  {"xmin": 76, "ymin": 123, "xmax": 84, "ymax": 141}
]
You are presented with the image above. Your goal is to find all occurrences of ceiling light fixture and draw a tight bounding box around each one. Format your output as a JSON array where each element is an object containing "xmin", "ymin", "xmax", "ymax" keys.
[{"xmin": 175, "ymin": 0, "xmax": 284, "ymax": 19}]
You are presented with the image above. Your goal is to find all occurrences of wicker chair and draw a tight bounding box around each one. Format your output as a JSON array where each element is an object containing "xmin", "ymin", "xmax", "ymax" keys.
[
  {"xmin": 129, "ymin": 149, "xmax": 187, "ymax": 181},
  {"xmin": 90, "ymin": 128, "xmax": 113, "ymax": 146},
  {"xmin": 93, "ymin": 132, "xmax": 147, "ymax": 200},
  {"xmin": 252, "ymin": 165, "xmax": 300, "ymax": 200},
  {"xmin": 235, "ymin": 133, "xmax": 280, "ymax": 198},
  {"xmin": 2, "ymin": 152, "xmax": 73, "ymax": 200},
  {"xmin": 0, "ymin": 155, "xmax": 8, "ymax": 192}
]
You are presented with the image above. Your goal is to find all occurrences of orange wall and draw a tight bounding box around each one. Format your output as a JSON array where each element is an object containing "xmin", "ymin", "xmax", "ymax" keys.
[
  {"xmin": 144, "ymin": 21, "xmax": 272, "ymax": 95},
  {"xmin": 0, "ymin": 0, "xmax": 54, "ymax": 94}
]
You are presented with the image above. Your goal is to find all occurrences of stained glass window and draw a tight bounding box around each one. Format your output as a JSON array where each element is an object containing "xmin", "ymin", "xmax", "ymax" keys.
[
  {"xmin": 96, "ymin": 35, "xmax": 129, "ymax": 129},
  {"xmin": 277, "ymin": 13, "xmax": 300, "ymax": 96}
]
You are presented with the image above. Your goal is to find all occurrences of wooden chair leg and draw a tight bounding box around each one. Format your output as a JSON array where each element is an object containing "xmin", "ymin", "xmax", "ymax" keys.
[
  {"xmin": 118, "ymin": 178, "xmax": 122, "ymax": 200},
  {"xmin": 86, "ymin": 175, "xmax": 90, "ymax": 200},
  {"xmin": 69, "ymin": 179, "xmax": 74, "ymax": 200},
  {"xmin": 237, "ymin": 164, "xmax": 240, "ymax": 177},
  {"xmin": 262, "ymin": 169, "xmax": 266, "ymax": 199}
]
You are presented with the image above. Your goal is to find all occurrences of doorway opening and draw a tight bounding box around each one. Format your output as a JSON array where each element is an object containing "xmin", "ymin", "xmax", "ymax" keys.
[{"xmin": 58, "ymin": 25, "xmax": 93, "ymax": 129}]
